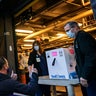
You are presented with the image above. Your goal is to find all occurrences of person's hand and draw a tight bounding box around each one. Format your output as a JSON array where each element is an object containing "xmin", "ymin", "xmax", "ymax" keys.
[
  {"xmin": 28, "ymin": 64, "xmax": 38, "ymax": 78},
  {"xmin": 80, "ymin": 77, "xmax": 88, "ymax": 87},
  {"xmin": 31, "ymin": 64, "xmax": 38, "ymax": 74},
  {"xmin": 11, "ymin": 70, "xmax": 17, "ymax": 80}
]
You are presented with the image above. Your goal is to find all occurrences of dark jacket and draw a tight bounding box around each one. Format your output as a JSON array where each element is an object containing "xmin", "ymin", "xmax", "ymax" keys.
[
  {"xmin": 28, "ymin": 50, "xmax": 49, "ymax": 76},
  {"xmin": 0, "ymin": 73, "xmax": 38, "ymax": 96},
  {"xmin": 28, "ymin": 51, "xmax": 51, "ymax": 96},
  {"xmin": 74, "ymin": 30, "xmax": 96, "ymax": 82}
]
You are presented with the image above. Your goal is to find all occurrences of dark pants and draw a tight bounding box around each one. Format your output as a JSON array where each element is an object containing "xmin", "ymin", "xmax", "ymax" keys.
[
  {"xmin": 80, "ymin": 85, "xmax": 88, "ymax": 96},
  {"xmin": 35, "ymin": 85, "xmax": 51, "ymax": 96},
  {"xmin": 86, "ymin": 80, "xmax": 96, "ymax": 96},
  {"xmin": 80, "ymin": 80, "xmax": 96, "ymax": 96}
]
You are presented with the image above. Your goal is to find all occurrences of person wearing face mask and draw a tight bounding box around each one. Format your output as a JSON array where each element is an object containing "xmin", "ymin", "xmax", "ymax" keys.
[
  {"xmin": 28, "ymin": 40, "xmax": 51, "ymax": 96},
  {"xmin": 64, "ymin": 21, "xmax": 96, "ymax": 96},
  {"xmin": 0, "ymin": 56, "xmax": 38, "ymax": 96}
]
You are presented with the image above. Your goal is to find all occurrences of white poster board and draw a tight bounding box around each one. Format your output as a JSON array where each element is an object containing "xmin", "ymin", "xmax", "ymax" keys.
[{"xmin": 45, "ymin": 47, "xmax": 78, "ymax": 79}]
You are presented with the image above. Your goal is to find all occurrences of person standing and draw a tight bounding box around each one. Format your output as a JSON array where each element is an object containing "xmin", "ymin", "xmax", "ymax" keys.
[
  {"xmin": 28, "ymin": 40, "xmax": 51, "ymax": 96},
  {"xmin": 64, "ymin": 21, "xmax": 96, "ymax": 96},
  {"xmin": 0, "ymin": 56, "xmax": 38, "ymax": 96}
]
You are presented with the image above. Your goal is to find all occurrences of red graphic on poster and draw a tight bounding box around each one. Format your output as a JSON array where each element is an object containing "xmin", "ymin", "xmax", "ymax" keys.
[{"xmin": 69, "ymin": 48, "xmax": 74, "ymax": 54}]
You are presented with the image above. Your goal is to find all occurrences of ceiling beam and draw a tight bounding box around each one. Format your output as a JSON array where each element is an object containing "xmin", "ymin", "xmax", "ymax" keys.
[
  {"xmin": 14, "ymin": 0, "xmax": 39, "ymax": 17},
  {"xmin": 24, "ymin": 9, "xmax": 93, "ymax": 40}
]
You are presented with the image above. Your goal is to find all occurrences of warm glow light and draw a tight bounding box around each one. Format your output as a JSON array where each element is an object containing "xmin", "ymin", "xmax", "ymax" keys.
[
  {"xmin": 50, "ymin": 34, "xmax": 67, "ymax": 42},
  {"xmin": 21, "ymin": 47, "xmax": 32, "ymax": 49},
  {"xmin": 78, "ymin": 23, "xmax": 82, "ymax": 27},
  {"xmin": 24, "ymin": 39, "xmax": 35, "ymax": 42},
  {"xmin": 15, "ymin": 29, "xmax": 33, "ymax": 33},
  {"xmin": 84, "ymin": 27, "xmax": 96, "ymax": 32},
  {"xmin": 23, "ymin": 44, "xmax": 32, "ymax": 47},
  {"xmin": 16, "ymin": 33, "xmax": 29, "ymax": 36},
  {"xmin": 56, "ymin": 33, "xmax": 67, "ymax": 37}
]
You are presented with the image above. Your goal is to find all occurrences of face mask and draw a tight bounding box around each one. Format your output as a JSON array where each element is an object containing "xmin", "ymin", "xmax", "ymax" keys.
[
  {"xmin": 34, "ymin": 45, "xmax": 39, "ymax": 51},
  {"xmin": 66, "ymin": 30, "xmax": 75, "ymax": 38}
]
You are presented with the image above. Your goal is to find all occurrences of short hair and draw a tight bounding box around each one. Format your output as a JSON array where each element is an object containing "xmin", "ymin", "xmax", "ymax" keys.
[
  {"xmin": 64, "ymin": 21, "xmax": 80, "ymax": 28},
  {"xmin": 0, "ymin": 57, "xmax": 6, "ymax": 70}
]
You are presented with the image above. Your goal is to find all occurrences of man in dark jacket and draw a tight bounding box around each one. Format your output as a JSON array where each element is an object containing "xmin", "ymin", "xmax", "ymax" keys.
[
  {"xmin": 64, "ymin": 21, "xmax": 96, "ymax": 96},
  {"xmin": 0, "ymin": 56, "xmax": 38, "ymax": 96}
]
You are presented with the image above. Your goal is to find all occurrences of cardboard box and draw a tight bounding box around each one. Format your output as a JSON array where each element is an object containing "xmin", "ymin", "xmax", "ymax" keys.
[{"xmin": 45, "ymin": 48, "xmax": 78, "ymax": 79}]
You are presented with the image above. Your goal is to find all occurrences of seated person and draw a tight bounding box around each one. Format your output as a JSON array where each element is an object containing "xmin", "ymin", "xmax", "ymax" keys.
[{"xmin": 0, "ymin": 56, "xmax": 38, "ymax": 96}]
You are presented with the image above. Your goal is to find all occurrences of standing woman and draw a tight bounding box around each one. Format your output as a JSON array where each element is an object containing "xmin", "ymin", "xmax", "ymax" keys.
[{"xmin": 28, "ymin": 40, "xmax": 51, "ymax": 96}]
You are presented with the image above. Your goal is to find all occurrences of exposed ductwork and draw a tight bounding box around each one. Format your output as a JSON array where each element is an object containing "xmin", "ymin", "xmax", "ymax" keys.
[
  {"xmin": 24, "ymin": 9, "xmax": 93, "ymax": 40},
  {"xmin": 14, "ymin": 0, "xmax": 39, "ymax": 17}
]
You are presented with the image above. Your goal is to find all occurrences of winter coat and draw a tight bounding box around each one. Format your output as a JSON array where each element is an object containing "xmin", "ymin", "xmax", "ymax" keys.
[
  {"xmin": 0, "ymin": 73, "xmax": 38, "ymax": 96},
  {"xmin": 74, "ymin": 30, "xmax": 96, "ymax": 82}
]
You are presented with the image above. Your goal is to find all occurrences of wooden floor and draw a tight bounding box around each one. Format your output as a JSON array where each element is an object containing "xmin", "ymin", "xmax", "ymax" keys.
[{"xmin": 55, "ymin": 85, "xmax": 83, "ymax": 96}]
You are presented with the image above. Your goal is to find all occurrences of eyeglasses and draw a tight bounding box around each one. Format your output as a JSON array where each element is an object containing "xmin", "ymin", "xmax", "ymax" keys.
[{"xmin": 65, "ymin": 28, "xmax": 72, "ymax": 32}]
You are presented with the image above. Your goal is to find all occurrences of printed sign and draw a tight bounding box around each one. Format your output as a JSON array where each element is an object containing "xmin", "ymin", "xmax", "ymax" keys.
[{"xmin": 45, "ymin": 48, "xmax": 78, "ymax": 79}]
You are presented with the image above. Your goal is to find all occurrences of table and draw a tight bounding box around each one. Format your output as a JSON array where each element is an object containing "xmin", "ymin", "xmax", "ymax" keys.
[{"xmin": 38, "ymin": 76, "xmax": 79, "ymax": 96}]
